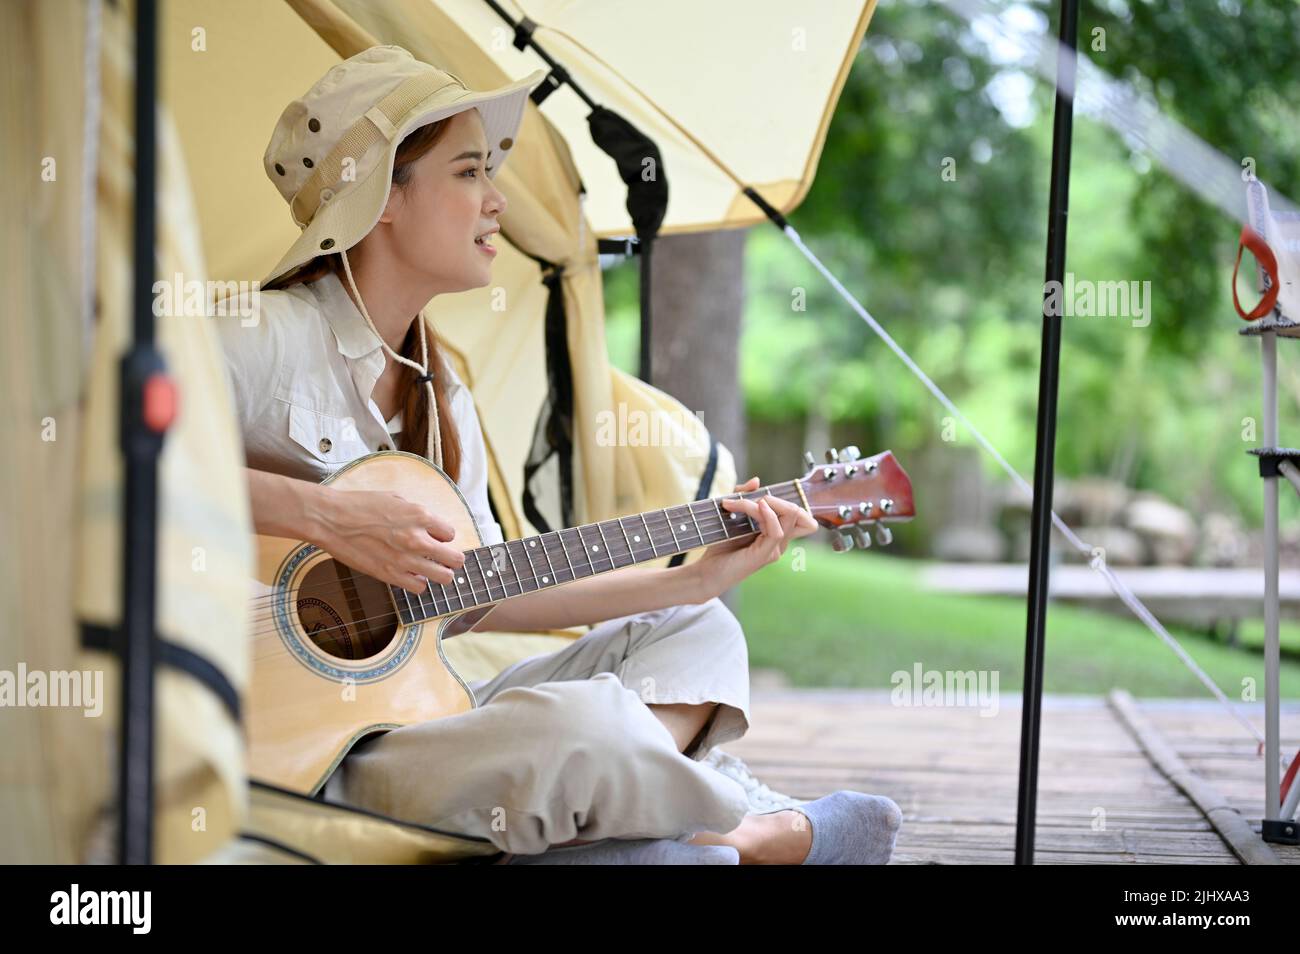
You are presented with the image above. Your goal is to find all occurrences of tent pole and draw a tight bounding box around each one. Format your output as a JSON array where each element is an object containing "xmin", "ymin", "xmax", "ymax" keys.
[
  {"xmin": 1260, "ymin": 335, "xmax": 1281, "ymax": 825},
  {"xmin": 639, "ymin": 242, "xmax": 653, "ymax": 383},
  {"xmin": 118, "ymin": 0, "xmax": 170, "ymax": 865},
  {"xmin": 1015, "ymin": 0, "xmax": 1078, "ymax": 866}
]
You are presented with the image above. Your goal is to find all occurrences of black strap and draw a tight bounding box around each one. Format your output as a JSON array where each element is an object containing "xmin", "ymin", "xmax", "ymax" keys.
[
  {"xmin": 520, "ymin": 260, "xmax": 575, "ymax": 534},
  {"xmin": 530, "ymin": 71, "xmax": 566, "ymax": 108},
  {"xmin": 597, "ymin": 237, "xmax": 641, "ymax": 257},
  {"xmin": 236, "ymin": 832, "xmax": 323, "ymax": 865},
  {"xmin": 81, "ymin": 621, "xmax": 241, "ymax": 725},
  {"xmin": 585, "ymin": 105, "xmax": 668, "ymax": 383},
  {"xmin": 511, "ymin": 16, "xmax": 536, "ymax": 50}
]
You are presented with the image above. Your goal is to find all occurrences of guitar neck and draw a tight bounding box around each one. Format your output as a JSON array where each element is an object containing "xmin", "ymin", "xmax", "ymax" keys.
[{"xmin": 389, "ymin": 480, "xmax": 807, "ymax": 625}]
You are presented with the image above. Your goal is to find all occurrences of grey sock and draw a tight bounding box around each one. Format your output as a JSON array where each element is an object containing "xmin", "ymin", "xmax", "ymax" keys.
[
  {"xmin": 793, "ymin": 791, "xmax": 903, "ymax": 865},
  {"xmin": 506, "ymin": 838, "xmax": 740, "ymax": 865}
]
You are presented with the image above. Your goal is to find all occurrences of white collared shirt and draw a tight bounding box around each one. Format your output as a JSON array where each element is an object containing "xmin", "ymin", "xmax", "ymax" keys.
[{"xmin": 214, "ymin": 271, "xmax": 504, "ymax": 547}]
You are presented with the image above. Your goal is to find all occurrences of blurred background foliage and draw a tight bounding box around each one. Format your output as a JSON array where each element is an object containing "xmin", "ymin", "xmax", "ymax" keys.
[{"xmin": 605, "ymin": 0, "xmax": 1300, "ymax": 531}]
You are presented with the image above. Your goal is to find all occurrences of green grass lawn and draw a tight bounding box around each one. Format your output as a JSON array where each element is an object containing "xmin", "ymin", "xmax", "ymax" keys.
[{"xmin": 735, "ymin": 547, "xmax": 1300, "ymax": 699}]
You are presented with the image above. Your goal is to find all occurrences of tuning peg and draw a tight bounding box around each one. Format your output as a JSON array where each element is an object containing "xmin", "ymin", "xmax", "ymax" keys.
[
  {"xmin": 830, "ymin": 528, "xmax": 854, "ymax": 552},
  {"xmin": 803, "ymin": 451, "xmax": 816, "ymax": 469},
  {"xmin": 851, "ymin": 525, "xmax": 872, "ymax": 549},
  {"xmin": 826, "ymin": 447, "xmax": 840, "ymax": 463},
  {"xmin": 842, "ymin": 445, "xmax": 861, "ymax": 461},
  {"xmin": 874, "ymin": 524, "xmax": 893, "ymax": 546}
]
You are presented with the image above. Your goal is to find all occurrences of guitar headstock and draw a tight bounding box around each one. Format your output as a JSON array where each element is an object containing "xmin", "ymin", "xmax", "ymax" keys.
[{"xmin": 798, "ymin": 446, "xmax": 915, "ymax": 551}]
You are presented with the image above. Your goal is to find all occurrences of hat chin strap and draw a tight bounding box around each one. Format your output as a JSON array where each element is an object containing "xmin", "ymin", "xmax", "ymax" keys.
[{"xmin": 340, "ymin": 248, "xmax": 443, "ymax": 470}]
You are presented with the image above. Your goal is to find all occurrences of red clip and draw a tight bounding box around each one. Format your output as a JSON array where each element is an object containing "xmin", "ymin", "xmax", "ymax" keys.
[
  {"xmin": 1282, "ymin": 747, "xmax": 1300, "ymax": 805},
  {"xmin": 142, "ymin": 372, "xmax": 178, "ymax": 433},
  {"xmin": 1233, "ymin": 224, "xmax": 1281, "ymax": 321}
]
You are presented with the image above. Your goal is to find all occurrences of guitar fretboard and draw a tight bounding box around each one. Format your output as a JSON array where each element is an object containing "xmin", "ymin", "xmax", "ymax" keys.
[{"xmin": 389, "ymin": 481, "xmax": 807, "ymax": 625}]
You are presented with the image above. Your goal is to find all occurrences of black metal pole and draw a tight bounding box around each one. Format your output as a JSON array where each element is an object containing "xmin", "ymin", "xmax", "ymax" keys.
[
  {"xmin": 639, "ymin": 242, "xmax": 653, "ymax": 384},
  {"xmin": 118, "ymin": 0, "xmax": 167, "ymax": 865},
  {"xmin": 1015, "ymin": 0, "xmax": 1078, "ymax": 866}
]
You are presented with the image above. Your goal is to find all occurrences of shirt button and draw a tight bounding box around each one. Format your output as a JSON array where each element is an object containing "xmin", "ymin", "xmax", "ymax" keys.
[
  {"xmin": 378, "ymin": 442, "xmax": 391, "ymax": 451},
  {"xmin": 318, "ymin": 437, "xmax": 332, "ymax": 453}
]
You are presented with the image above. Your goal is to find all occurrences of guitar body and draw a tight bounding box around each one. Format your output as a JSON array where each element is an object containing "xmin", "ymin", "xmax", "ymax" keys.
[
  {"xmin": 248, "ymin": 451, "xmax": 494, "ymax": 795},
  {"xmin": 246, "ymin": 443, "xmax": 915, "ymax": 796}
]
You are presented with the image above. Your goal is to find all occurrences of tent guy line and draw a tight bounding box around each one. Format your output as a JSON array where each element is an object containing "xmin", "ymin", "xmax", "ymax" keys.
[
  {"xmin": 778, "ymin": 222, "xmax": 1267, "ymax": 750},
  {"xmin": 729, "ymin": 8, "xmax": 1286, "ymax": 750}
]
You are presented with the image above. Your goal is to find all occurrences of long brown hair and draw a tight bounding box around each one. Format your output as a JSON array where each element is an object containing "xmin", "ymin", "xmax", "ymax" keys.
[{"xmin": 264, "ymin": 119, "xmax": 463, "ymax": 482}]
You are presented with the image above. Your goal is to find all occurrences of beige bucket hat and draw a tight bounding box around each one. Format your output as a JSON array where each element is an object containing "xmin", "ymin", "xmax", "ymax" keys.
[
  {"xmin": 261, "ymin": 46, "xmax": 546, "ymax": 470},
  {"xmin": 263, "ymin": 45, "xmax": 546, "ymax": 287}
]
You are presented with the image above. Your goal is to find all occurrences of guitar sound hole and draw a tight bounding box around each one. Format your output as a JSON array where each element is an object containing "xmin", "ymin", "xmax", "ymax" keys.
[{"xmin": 295, "ymin": 558, "xmax": 398, "ymax": 661}]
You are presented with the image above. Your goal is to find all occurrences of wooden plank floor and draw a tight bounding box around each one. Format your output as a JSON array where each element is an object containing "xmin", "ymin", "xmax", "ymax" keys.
[{"xmin": 724, "ymin": 688, "xmax": 1300, "ymax": 864}]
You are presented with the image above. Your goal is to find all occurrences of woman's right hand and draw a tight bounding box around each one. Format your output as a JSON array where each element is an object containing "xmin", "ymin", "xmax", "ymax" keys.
[{"xmin": 309, "ymin": 486, "xmax": 467, "ymax": 595}]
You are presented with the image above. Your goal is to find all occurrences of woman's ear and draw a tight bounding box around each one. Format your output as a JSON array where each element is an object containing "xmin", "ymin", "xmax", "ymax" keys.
[{"xmin": 378, "ymin": 184, "xmax": 404, "ymax": 225}]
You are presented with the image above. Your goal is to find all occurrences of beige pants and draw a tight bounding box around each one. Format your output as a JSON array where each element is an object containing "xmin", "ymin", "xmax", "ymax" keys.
[{"xmin": 319, "ymin": 597, "xmax": 754, "ymax": 854}]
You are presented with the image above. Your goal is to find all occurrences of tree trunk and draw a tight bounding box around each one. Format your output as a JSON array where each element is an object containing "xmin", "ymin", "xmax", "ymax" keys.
[{"xmin": 648, "ymin": 227, "xmax": 749, "ymax": 612}]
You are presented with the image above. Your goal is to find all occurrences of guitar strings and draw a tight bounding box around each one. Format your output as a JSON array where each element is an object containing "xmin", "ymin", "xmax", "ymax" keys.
[
  {"xmin": 242, "ymin": 493, "xmax": 865, "ymax": 644},
  {"xmin": 240, "ymin": 484, "xmax": 807, "ymax": 611},
  {"xmin": 243, "ymin": 477, "xmax": 886, "ymax": 646},
  {"xmin": 242, "ymin": 487, "xmax": 859, "ymax": 639},
  {"xmin": 244, "ymin": 502, "xmax": 874, "ymax": 652},
  {"xmin": 243, "ymin": 493, "xmax": 884, "ymax": 652},
  {"xmin": 239, "ymin": 493, "xmax": 776, "ymax": 611},
  {"xmin": 244, "ymin": 521, "xmax": 748, "ymax": 649},
  {"xmin": 242, "ymin": 508, "xmax": 763, "ymax": 643},
  {"xmin": 243, "ymin": 485, "xmax": 854, "ymax": 645}
]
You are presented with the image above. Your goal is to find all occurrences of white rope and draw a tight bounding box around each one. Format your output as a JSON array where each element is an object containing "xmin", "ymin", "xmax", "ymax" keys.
[
  {"xmin": 781, "ymin": 224, "xmax": 1269, "ymax": 750},
  {"xmin": 340, "ymin": 248, "xmax": 442, "ymax": 469}
]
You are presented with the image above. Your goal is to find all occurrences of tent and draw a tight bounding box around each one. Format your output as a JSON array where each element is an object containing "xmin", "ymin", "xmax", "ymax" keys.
[{"xmin": 1, "ymin": 0, "xmax": 877, "ymax": 863}]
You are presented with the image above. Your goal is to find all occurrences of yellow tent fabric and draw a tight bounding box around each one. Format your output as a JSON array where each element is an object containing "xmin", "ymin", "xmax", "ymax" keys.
[
  {"xmin": 1, "ymin": 0, "xmax": 253, "ymax": 863},
  {"xmin": 0, "ymin": 0, "xmax": 101, "ymax": 865},
  {"xmin": 322, "ymin": 0, "xmax": 879, "ymax": 238},
  {"xmin": 74, "ymin": 0, "xmax": 255, "ymax": 863}
]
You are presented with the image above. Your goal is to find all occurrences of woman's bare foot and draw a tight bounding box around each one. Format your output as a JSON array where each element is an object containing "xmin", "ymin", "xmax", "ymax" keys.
[{"xmin": 686, "ymin": 810, "xmax": 812, "ymax": 864}]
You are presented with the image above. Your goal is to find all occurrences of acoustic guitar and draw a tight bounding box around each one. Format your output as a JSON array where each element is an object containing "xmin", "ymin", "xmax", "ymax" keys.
[{"xmin": 248, "ymin": 445, "xmax": 914, "ymax": 793}]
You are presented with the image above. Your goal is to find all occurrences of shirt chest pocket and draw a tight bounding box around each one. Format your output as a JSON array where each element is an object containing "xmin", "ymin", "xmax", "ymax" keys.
[{"xmin": 286, "ymin": 403, "xmax": 373, "ymax": 467}]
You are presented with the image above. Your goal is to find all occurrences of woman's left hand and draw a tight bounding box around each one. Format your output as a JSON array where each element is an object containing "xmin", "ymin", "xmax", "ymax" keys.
[{"xmin": 685, "ymin": 476, "xmax": 820, "ymax": 602}]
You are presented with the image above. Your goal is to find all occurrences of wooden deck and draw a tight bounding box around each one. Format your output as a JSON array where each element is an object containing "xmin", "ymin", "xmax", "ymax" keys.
[{"xmin": 725, "ymin": 686, "xmax": 1300, "ymax": 864}]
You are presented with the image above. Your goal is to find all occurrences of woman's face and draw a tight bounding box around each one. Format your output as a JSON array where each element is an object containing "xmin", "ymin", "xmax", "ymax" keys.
[{"xmin": 378, "ymin": 108, "xmax": 506, "ymax": 292}]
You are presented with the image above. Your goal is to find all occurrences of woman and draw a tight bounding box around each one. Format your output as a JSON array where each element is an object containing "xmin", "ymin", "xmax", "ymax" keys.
[{"xmin": 218, "ymin": 46, "xmax": 901, "ymax": 864}]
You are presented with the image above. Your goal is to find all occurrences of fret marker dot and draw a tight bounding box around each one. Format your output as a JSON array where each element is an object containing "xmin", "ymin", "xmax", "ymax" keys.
[
  {"xmin": 679, "ymin": 523, "xmax": 686, "ymax": 531},
  {"xmin": 634, "ymin": 535, "xmax": 641, "ymax": 542},
  {"xmin": 457, "ymin": 576, "xmax": 464, "ymax": 584},
  {"xmin": 542, "ymin": 575, "xmax": 549, "ymax": 583},
  {"xmin": 529, "ymin": 540, "xmax": 536, "ymax": 547},
  {"xmin": 487, "ymin": 570, "xmax": 494, "ymax": 577},
  {"xmin": 591, "ymin": 545, "xmax": 599, "ymax": 552}
]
